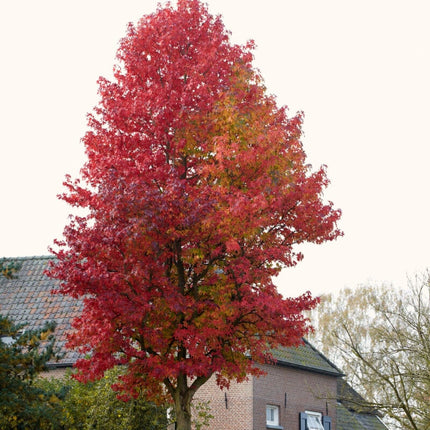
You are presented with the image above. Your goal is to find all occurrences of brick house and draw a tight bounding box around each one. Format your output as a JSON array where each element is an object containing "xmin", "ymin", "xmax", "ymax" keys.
[
  {"xmin": 0, "ymin": 256, "xmax": 387, "ymax": 429},
  {"xmin": 194, "ymin": 341, "xmax": 387, "ymax": 430},
  {"xmin": 195, "ymin": 340, "xmax": 340, "ymax": 430}
]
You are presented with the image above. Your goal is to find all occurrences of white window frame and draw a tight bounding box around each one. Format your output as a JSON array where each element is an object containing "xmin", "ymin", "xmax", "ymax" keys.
[
  {"xmin": 266, "ymin": 404, "xmax": 280, "ymax": 426},
  {"xmin": 305, "ymin": 411, "xmax": 324, "ymax": 430}
]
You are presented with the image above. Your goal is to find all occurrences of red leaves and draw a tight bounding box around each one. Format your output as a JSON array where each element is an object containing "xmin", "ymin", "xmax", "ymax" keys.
[
  {"xmin": 225, "ymin": 238, "xmax": 241, "ymax": 253},
  {"xmin": 47, "ymin": 0, "xmax": 342, "ymax": 407}
]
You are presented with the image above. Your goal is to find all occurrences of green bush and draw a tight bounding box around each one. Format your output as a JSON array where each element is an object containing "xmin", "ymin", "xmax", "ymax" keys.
[{"xmin": 37, "ymin": 367, "xmax": 168, "ymax": 430}]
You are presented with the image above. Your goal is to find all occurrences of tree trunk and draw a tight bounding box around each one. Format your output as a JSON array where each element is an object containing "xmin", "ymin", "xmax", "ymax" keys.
[
  {"xmin": 165, "ymin": 373, "xmax": 211, "ymax": 430},
  {"xmin": 174, "ymin": 389, "xmax": 192, "ymax": 430}
]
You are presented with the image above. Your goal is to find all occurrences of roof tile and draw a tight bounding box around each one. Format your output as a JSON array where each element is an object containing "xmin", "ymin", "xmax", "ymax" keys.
[
  {"xmin": 0, "ymin": 256, "xmax": 82, "ymax": 365},
  {"xmin": 271, "ymin": 339, "xmax": 343, "ymax": 376}
]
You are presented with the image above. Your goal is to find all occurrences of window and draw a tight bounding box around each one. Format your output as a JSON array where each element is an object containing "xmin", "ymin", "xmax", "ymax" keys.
[
  {"xmin": 300, "ymin": 411, "xmax": 331, "ymax": 430},
  {"xmin": 266, "ymin": 404, "xmax": 279, "ymax": 426},
  {"xmin": 305, "ymin": 411, "xmax": 324, "ymax": 430}
]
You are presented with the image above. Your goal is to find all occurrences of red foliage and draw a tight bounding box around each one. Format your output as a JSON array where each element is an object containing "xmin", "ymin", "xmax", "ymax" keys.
[{"xmin": 48, "ymin": 0, "xmax": 341, "ymax": 415}]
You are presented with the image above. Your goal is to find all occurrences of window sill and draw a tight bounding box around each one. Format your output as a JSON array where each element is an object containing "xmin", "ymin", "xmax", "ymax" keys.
[{"xmin": 266, "ymin": 425, "xmax": 284, "ymax": 430}]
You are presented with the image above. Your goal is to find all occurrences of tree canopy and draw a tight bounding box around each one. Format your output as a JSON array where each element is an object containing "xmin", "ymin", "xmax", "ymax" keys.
[{"xmin": 48, "ymin": 1, "xmax": 342, "ymax": 429}]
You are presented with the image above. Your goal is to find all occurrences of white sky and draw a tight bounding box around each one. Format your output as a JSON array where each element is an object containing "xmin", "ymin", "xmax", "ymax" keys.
[{"xmin": 0, "ymin": 0, "xmax": 429, "ymax": 297}]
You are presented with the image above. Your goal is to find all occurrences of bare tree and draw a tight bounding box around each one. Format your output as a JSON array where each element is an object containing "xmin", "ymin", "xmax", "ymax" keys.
[{"xmin": 308, "ymin": 272, "xmax": 430, "ymax": 430}]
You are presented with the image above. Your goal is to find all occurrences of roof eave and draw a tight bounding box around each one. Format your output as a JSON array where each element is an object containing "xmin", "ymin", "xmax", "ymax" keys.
[{"xmin": 274, "ymin": 359, "xmax": 345, "ymax": 377}]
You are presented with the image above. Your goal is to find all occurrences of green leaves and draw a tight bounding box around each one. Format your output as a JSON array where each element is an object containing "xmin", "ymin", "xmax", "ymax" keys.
[
  {"xmin": 0, "ymin": 258, "xmax": 22, "ymax": 279},
  {"xmin": 37, "ymin": 367, "xmax": 168, "ymax": 430},
  {"xmin": 0, "ymin": 316, "xmax": 62, "ymax": 429}
]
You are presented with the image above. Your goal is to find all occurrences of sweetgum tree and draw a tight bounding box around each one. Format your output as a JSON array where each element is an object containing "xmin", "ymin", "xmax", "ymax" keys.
[{"xmin": 48, "ymin": 1, "xmax": 342, "ymax": 429}]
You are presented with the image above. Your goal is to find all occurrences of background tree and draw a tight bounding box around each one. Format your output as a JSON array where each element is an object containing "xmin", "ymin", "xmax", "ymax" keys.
[
  {"xmin": 0, "ymin": 261, "xmax": 63, "ymax": 429},
  {"xmin": 0, "ymin": 315, "xmax": 62, "ymax": 429},
  {"xmin": 308, "ymin": 272, "xmax": 430, "ymax": 430},
  {"xmin": 0, "ymin": 258, "xmax": 21, "ymax": 279},
  {"xmin": 37, "ymin": 367, "xmax": 168, "ymax": 430},
  {"xmin": 48, "ymin": 1, "xmax": 342, "ymax": 429}
]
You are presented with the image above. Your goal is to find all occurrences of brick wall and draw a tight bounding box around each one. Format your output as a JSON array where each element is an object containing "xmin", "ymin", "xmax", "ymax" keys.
[
  {"xmin": 194, "ymin": 375, "xmax": 253, "ymax": 430},
  {"xmin": 253, "ymin": 364, "xmax": 337, "ymax": 430},
  {"xmin": 39, "ymin": 366, "xmax": 69, "ymax": 379},
  {"xmin": 195, "ymin": 364, "xmax": 338, "ymax": 430}
]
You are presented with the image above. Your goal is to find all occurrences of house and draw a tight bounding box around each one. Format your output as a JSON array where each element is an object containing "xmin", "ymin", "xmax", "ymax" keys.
[
  {"xmin": 195, "ymin": 339, "xmax": 340, "ymax": 429},
  {"xmin": 195, "ymin": 341, "xmax": 387, "ymax": 430},
  {"xmin": 0, "ymin": 256, "xmax": 388, "ymax": 429}
]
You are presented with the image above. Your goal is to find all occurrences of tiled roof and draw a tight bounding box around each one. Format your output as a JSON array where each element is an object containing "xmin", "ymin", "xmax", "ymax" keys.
[
  {"xmin": 336, "ymin": 379, "xmax": 388, "ymax": 429},
  {"xmin": 272, "ymin": 338, "xmax": 343, "ymax": 376},
  {"xmin": 0, "ymin": 256, "xmax": 82, "ymax": 366},
  {"xmin": 337, "ymin": 403, "xmax": 388, "ymax": 430}
]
